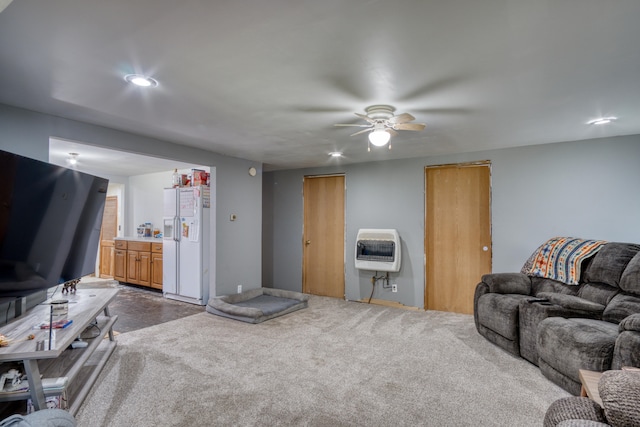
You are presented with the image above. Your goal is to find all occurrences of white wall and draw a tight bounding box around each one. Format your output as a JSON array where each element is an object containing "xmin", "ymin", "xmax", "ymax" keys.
[
  {"xmin": 128, "ymin": 170, "xmax": 177, "ymax": 236},
  {"xmin": 264, "ymin": 134, "xmax": 640, "ymax": 308},
  {"xmin": 0, "ymin": 103, "xmax": 262, "ymax": 297}
]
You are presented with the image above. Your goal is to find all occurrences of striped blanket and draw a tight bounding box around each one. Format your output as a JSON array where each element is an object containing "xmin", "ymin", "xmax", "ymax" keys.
[{"xmin": 523, "ymin": 237, "xmax": 607, "ymax": 285}]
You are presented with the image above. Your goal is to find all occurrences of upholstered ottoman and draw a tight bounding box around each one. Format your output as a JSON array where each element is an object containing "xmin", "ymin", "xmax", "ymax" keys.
[{"xmin": 537, "ymin": 317, "xmax": 618, "ymax": 395}]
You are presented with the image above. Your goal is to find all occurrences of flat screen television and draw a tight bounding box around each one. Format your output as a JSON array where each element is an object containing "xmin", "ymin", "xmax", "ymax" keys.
[{"xmin": 0, "ymin": 149, "xmax": 108, "ymax": 298}]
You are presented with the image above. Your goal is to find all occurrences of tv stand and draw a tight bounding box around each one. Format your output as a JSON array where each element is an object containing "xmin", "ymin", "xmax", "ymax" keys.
[{"xmin": 0, "ymin": 288, "xmax": 118, "ymax": 415}]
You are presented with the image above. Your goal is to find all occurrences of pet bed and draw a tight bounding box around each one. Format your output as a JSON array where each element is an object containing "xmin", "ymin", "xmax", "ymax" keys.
[{"xmin": 206, "ymin": 287, "xmax": 309, "ymax": 323}]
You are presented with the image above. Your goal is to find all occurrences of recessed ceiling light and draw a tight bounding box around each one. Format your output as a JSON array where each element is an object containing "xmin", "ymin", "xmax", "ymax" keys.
[
  {"xmin": 587, "ymin": 116, "xmax": 617, "ymax": 125},
  {"xmin": 67, "ymin": 152, "xmax": 79, "ymax": 166},
  {"xmin": 329, "ymin": 151, "xmax": 343, "ymax": 157},
  {"xmin": 124, "ymin": 74, "xmax": 158, "ymax": 88}
]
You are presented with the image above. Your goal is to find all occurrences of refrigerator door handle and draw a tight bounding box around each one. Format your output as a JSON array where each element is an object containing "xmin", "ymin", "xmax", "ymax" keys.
[{"xmin": 174, "ymin": 217, "xmax": 180, "ymax": 242}]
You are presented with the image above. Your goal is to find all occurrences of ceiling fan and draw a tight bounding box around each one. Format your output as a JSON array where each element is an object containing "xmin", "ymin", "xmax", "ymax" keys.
[{"xmin": 334, "ymin": 105, "xmax": 426, "ymax": 150}]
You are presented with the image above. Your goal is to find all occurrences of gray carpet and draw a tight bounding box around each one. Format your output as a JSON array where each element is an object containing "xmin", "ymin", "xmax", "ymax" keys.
[{"xmin": 76, "ymin": 296, "xmax": 569, "ymax": 426}]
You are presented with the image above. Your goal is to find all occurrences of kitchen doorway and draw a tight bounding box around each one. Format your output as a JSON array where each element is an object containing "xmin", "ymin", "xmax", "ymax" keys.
[{"xmin": 48, "ymin": 137, "xmax": 207, "ymax": 280}]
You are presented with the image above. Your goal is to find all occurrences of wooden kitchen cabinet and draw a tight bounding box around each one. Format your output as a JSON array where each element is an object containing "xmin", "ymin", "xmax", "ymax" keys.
[
  {"xmin": 114, "ymin": 240, "xmax": 127, "ymax": 282},
  {"xmin": 114, "ymin": 239, "xmax": 162, "ymax": 289},
  {"xmin": 99, "ymin": 240, "xmax": 115, "ymax": 278},
  {"xmin": 126, "ymin": 241, "xmax": 151, "ymax": 287},
  {"xmin": 150, "ymin": 242, "xmax": 163, "ymax": 290}
]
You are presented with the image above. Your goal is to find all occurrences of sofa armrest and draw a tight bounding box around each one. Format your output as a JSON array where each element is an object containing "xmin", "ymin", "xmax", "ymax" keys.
[
  {"xmin": 618, "ymin": 313, "xmax": 640, "ymax": 333},
  {"xmin": 536, "ymin": 293, "xmax": 606, "ymax": 314},
  {"xmin": 481, "ymin": 273, "xmax": 532, "ymax": 295},
  {"xmin": 613, "ymin": 314, "xmax": 640, "ymax": 369}
]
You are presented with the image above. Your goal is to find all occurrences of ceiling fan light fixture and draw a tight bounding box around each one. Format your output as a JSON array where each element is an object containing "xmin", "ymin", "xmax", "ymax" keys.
[
  {"xmin": 124, "ymin": 74, "xmax": 159, "ymax": 88},
  {"xmin": 368, "ymin": 130, "xmax": 391, "ymax": 146}
]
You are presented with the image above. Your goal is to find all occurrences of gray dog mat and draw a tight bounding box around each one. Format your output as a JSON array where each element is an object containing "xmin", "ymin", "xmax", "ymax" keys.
[{"xmin": 206, "ymin": 287, "xmax": 309, "ymax": 323}]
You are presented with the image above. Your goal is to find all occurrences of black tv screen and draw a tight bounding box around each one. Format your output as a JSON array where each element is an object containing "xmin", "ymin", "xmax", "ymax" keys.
[{"xmin": 0, "ymin": 149, "xmax": 108, "ymax": 297}]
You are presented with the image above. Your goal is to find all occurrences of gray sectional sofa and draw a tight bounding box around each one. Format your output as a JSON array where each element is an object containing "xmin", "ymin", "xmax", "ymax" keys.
[{"xmin": 474, "ymin": 240, "xmax": 640, "ymax": 395}]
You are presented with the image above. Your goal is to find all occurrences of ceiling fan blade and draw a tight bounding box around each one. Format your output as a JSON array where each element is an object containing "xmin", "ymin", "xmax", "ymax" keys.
[
  {"xmin": 386, "ymin": 129, "xmax": 398, "ymax": 137},
  {"xmin": 389, "ymin": 113, "xmax": 415, "ymax": 124},
  {"xmin": 350, "ymin": 128, "xmax": 374, "ymax": 137},
  {"xmin": 394, "ymin": 123, "xmax": 426, "ymax": 131},
  {"xmin": 354, "ymin": 112, "xmax": 375, "ymax": 123},
  {"xmin": 334, "ymin": 123, "xmax": 372, "ymax": 128}
]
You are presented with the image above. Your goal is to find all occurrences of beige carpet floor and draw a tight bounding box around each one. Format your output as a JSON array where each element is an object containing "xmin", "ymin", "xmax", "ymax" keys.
[{"xmin": 76, "ymin": 296, "xmax": 569, "ymax": 426}]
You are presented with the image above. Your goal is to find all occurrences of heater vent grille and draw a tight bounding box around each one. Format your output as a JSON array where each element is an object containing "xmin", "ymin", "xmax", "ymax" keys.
[{"xmin": 354, "ymin": 229, "xmax": 401, "ymax": 272}]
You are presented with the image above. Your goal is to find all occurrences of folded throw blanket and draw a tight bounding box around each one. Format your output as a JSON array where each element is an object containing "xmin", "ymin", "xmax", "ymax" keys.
[{"xmin": 523, "ymin": 237, "xmax": 607, "ymax": 285}]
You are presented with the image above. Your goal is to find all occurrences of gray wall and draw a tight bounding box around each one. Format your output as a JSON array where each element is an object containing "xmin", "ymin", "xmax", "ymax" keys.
[
  {"xmin": 0, "ymin": 103, "xmax": 262, "ymax": 297},
  {"xmin": 263, "ymin": 135, "xmax": 640, "ymax": 308}
]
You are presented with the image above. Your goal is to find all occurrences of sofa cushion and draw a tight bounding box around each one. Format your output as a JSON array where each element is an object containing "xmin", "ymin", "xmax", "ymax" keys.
[
  {"xmin": 602, "ymin": 293, "xmax": 640, "ymax": 324},
  {"xmin": 583, "ymin": 243, "xmax": 640, "ymax": 288},
  {"xmin": 578, "ymin": 283, "xmax": 619, "ymax": 306},
  {"xmin": 476, "ymin": 293, "xmax": 528, "ymax": 340},
  {"xmin": 619, "ymin": 251, "xmax": 640, "ymax": 295},
  {"xmin": 532, "ymin": 277, "xmax": 581, "ymax": 296},
  {"xmin": 537, "ymin": 317, "xmax": 618, "ymax": 383}
]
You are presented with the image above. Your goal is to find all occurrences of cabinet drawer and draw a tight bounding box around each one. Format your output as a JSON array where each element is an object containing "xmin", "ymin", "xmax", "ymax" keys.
[
  {"xmin": 152, "ymin": 242, "xmax": 163, "ymax": 253},
  {"xmin": 115, "ymin": 240, "xmax": 127, "ymax": 249},
  {"xmin": 128, "ymin": 241, "xmax": 151, "ymax": 252}
]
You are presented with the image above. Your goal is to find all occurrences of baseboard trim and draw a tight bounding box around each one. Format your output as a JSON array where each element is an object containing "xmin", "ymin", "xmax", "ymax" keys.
[{"xmin": 355, "ymin": 298, "xmax": 422, "ymax": 311}]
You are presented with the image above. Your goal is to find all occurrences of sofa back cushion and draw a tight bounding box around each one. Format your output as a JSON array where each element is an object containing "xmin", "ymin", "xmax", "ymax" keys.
[
  {"xmin": 578, "ymin": 283, "xmax": 619, "ymax": 306},
  {"xmin": 602, "ymin": 293, "xmax": 640, "ymax": 324},
  {"xmin": 531, "ymin": 277, "xmax": 581, "ymax": 297},
  {"xmin": 619, "ymin": 251, "xmax": 640, "ymax": 295},
  {"xmin": 582, "ymin": 243, "xmax": 640, "ymax": 288}
]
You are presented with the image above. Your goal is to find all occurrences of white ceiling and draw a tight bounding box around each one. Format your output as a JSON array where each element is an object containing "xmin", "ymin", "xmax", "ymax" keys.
[
  {"xmin": 48, "ymin": 138, "xmax": 201, "ymax": 177},
  {"xmin": 1, "ymin": 0, "xmax": 639, "ymax": 172}
]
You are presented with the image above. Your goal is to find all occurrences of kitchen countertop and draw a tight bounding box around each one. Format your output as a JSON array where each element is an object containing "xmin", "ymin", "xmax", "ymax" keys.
[{"xmin": 115, "ymin": 236, "xmax": 163, "ymax": 242}]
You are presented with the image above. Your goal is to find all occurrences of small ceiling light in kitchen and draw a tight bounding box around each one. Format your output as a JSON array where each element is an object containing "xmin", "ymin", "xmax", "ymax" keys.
[
  {"xmin": 124, "ymin": 74, "xmax": 159, "ymax": 88},
  {"xmin": 587, "ymin": 116, "xmax": 617, "ymax": 125},
  {"xmin": 329, "ymin": 151, "xmax": 343, "ymax": 158},
  {"xmin": 67, "ymin": 152, "xmax": 79, "ymax": 166}
]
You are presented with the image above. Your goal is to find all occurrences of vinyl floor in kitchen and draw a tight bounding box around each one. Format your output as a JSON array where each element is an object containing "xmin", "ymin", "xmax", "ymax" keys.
[{"xmin": 80, "ymin": 277, "xmax": 205, "ymax": 334}]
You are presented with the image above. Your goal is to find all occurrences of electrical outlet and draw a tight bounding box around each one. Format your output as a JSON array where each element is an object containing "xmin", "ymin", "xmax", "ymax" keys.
[
  {"xmin": 391, "ymin": 284, "xmax": 397, "ymax": 293},
  {"xmin": 237, "ymin": 285, "xmax": 243, "ymax": 294}
]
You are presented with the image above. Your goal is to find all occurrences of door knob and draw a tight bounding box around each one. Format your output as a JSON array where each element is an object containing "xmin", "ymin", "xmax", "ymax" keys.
[
  {"xmin": 482, "ymin": 246, "xmax": 489, "ymax": 252},
  {"xmin": 305, "ymin": 240, "xmax": 311, "ymax": 246}
]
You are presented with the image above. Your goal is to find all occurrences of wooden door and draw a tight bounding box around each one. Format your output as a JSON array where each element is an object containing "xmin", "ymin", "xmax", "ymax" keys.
[
  {"xmin": 302, "ymin": 175, "xmax": 345, "ymax": 298},
  {"xmin": 425, "ymin": 163, "xmax": 491, "ymax": 314},
  {"xmin": 99, "ymin": 196, "xmax": 118, "ymax": 278}
]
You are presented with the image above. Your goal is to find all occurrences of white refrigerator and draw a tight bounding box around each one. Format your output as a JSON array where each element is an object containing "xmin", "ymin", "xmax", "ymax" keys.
[{"xmin": 163, "ymin": 186, "xmax": 211, "ymax": 305}]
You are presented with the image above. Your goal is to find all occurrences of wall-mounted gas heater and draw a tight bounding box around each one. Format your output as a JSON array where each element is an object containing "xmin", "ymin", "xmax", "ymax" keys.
[{"xmin": 354, "ymin": 229, "xmax": 401, "ymax": 272}]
